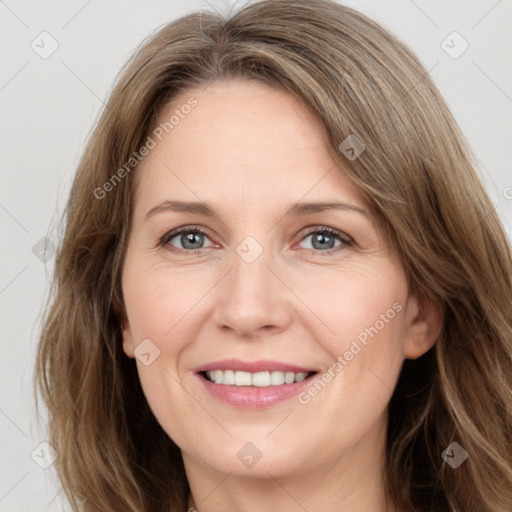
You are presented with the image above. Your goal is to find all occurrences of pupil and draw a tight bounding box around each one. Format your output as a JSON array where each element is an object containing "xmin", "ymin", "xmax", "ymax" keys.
[
  {"xmin": 182, "ymin": 232, "xmax": 203, "ymax": 249},
  {"xmin": 313, "ymin": 233, "xmax": 334, "ymax": 250}
]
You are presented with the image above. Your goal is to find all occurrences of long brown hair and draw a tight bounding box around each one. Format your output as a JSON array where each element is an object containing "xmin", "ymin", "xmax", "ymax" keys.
[{"xmin": 35, "ymin": 1, "xmax": 512, "ymax": 510}]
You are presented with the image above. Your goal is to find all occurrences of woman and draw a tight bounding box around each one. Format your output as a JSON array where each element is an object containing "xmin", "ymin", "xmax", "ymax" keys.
[{"xmin": 35, "ymin": 0, "xmax": 512, "ymax": 511}]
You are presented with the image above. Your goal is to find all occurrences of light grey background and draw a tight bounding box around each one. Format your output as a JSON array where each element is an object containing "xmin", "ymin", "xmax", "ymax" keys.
[{"xmin": 1, "ymin": 1, "xmax": 511, "ymax": 510}]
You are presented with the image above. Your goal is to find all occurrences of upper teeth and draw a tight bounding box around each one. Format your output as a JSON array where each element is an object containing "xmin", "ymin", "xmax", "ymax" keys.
[{"xmin": 206, "ymin": 370, "xmax": 310, "ymax": 386}]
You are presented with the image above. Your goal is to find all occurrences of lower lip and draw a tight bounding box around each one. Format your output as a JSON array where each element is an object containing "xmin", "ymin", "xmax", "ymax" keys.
[{"xmin": 197, "ymin": 373, "xmax": 317, "ymax": 408}]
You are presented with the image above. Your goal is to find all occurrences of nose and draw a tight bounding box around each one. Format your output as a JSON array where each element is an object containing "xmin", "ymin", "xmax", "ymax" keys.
[{"xmin": 213, "ymin": 243, "xmax": 293, "ymax": 339}]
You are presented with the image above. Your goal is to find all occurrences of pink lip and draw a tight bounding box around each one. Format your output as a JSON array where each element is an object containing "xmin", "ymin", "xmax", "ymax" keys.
[
  {"xmin": 196, "ymin": 373, "xmax": 316, "ymax": 408},
  {"xmin": 193, "ymin": 359, "xmax": 318, "ymax": 409},
  {"xmin": 194, "ymin": 358, "xmax": 316, "ymax": 373}
]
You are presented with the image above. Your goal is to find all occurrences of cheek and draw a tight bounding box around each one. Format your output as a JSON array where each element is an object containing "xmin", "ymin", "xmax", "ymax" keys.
[
  {"xmin": 296, "ymin": 309, "xmax": 406, "ymax": 458},
  {"xmin": 121, "ymin": 259, "xmax": 216, "ymax": 395},
  {"xmin": 122, "ymin": 257, "xmax": 210, "ymax": 344},
  {"xmin": 289, "ymin": 262, "xmax": 407, "ymax": 357},
  {"xmin": 293, "ymin": 263, "xmax": 407, "ymax": 417},
  {"xmin": 122, "ymin": 264, "xmax": 205, "ymax": 443}
]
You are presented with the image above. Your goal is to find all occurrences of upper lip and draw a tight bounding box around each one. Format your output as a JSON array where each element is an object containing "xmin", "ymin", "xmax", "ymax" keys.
[{"xmin": 194, "ymin": 359, "xmax": 317, "ymax": 374}]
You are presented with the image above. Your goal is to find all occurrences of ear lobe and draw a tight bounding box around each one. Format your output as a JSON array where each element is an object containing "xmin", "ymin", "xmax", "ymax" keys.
[
  {"xmin": 120, "ymin": 319, "xmax": 135, "ymax": 359},
  {"xmin": 113, "ymin": 290, "xmax": 135, "ymax": 359},
  {"xmin": 112, "ymin": 289, "xmax": 125, "ymax": 324},
  {"xmin": 403, "ymin": 294, "xmax": 443, "ymax": 360},
  {"xmin": 121, "ymin": 330, "xmax": 135, "ymax": 359}
]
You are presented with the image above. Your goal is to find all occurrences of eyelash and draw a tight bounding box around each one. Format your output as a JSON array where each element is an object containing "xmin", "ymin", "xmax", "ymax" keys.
[{"xmin": 158, "ymin": 225, "xmax": 353, "ymax": 256}]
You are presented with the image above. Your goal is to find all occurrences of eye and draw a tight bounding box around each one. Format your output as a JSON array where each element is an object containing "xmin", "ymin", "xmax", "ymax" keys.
[
  {"xmin": 158, "ymin": 225, "xmax": 353, "ymax": 255},
  {"xmin": 297, "ymin": 226, "xmax": 353, "ymax": 253},
  {"xmin": 159, "ymin": 226, "xmax": 216, "ymax": 254}
]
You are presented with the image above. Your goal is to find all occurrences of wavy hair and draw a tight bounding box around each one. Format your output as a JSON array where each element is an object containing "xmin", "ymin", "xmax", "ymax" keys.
[{"xmin": 35, "ymin": 0, "xmax": 512, "ymax": 510}]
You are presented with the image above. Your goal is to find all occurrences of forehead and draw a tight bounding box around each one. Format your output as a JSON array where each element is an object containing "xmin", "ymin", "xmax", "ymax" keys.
[
  {"xmin": 133, "ymin": 79, "xmax": 366, "ymax": 215},
  {"xmin": 157, "ymin": 79, "xmax": 329, "ymax": 161}
]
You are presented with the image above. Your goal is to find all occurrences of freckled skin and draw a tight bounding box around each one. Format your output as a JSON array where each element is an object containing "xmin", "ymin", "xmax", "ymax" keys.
[{"xmin": 120, "ymin": 79, "xmax": 441, "ymax": 512}]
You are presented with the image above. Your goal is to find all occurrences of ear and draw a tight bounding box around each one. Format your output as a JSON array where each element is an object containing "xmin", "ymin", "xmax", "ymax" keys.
[
  {"xmin": 403, "ymin": 293, "xmax": 443, "ymax": 360},
  {"xmin": 113, "ymin": 290, "xmax": 135, "ymax": 359}
]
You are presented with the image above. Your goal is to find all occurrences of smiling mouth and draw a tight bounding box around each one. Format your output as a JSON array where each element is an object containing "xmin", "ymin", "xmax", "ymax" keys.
[{"xmin": 200, "ymin": 370, "xmax": 318, "ymax": 387}]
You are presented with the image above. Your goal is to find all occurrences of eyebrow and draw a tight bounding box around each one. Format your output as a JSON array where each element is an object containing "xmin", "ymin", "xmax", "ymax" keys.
[{"xmin": 145, "ymin": 200, "xmax": 368, "ymax": 220}]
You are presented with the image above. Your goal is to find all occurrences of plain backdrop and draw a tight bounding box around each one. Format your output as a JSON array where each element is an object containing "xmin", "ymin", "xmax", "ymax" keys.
[{"xmin": 1, "ymin": 1, "xmax": 511, "ymax": 510}]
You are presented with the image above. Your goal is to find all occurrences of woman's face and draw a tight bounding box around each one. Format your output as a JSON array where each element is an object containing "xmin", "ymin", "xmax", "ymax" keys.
[{"xmin": 121, "ymin": 79, "xmax": 437, "ymax": 481}]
